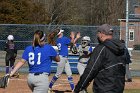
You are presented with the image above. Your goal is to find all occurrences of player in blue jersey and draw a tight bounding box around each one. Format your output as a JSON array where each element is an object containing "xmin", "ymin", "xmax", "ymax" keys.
[
  {"xmin": 9, "ymin": 30, "xmax": 60, "ymax": 93},
  {"xmin": 49, "ymin": 29, "xmax": 80, "ymax": 92}
]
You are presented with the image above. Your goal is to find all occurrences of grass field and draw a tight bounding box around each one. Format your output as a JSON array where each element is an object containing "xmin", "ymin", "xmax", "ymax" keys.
[{"xmin": 124, "ymin": 89, "xmax": 140, "ymax": 93}]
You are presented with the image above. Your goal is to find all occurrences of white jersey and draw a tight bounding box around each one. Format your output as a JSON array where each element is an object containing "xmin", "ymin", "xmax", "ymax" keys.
[{"xmin": 78, "ymin": 45, "xmax": 92, "ymax": 63}]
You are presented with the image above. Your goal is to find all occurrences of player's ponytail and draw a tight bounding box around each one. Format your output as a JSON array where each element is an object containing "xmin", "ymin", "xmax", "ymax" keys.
[{"xmin": 33, "ymin": 30, "xmax": 45, "ymax": 47}]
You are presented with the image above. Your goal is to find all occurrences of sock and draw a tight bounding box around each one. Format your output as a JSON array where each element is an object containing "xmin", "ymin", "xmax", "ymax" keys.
[
  {"xmin": 6, "ymin": 66, "xmax": 9, "ymax": 74},
  {"xmin": 49, "ymin": 76, "xmax": 58, "ymax": 88},
  {"xmin": 68, "ymin": 76, "xmax": 75, "ymax": 90}
]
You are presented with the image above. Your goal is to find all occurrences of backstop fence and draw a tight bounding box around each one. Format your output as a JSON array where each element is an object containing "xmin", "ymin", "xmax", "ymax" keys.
[{"xmin": 0, "ymin": 24, "xmax": 121, "ymax": 50}]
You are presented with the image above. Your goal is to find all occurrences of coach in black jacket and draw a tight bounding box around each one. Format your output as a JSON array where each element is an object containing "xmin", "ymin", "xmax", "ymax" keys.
[{"xmin": 74, "ymin": 24, "xmax": 126, "ymax": 93}]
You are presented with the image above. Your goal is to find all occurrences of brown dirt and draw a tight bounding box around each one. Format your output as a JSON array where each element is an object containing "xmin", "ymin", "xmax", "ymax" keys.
[
  {"xmin": 0, "ymin": 74, "xmax": 140, "ymax": 93},
  {"xmin": 125, "ymin": 78, "xmax": 140, "ymax": 89}
]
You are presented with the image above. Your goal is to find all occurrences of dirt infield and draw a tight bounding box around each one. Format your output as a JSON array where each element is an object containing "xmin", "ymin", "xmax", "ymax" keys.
[{"xmin": 0, "ymin": 74, "xmax": 140, "ymax": 93}]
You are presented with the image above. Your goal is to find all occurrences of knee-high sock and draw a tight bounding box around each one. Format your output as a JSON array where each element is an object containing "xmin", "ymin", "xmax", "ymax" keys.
[
  {"xmin": 49, "ymin": 76, "xmax": 58, "ymax": 88},
  {"xmin": 6, "ymin": 66, "xmax": 9, "ymax": 74},
  {"xmin": 68, "ymin": 76, "xmax": 75, "ymax": 90}
]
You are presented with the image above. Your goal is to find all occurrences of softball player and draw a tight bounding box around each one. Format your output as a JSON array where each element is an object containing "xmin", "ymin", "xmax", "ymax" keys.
[
  {"xmin": 77, "ymin": 36, "xmax": 92, "ymax": 76},
  {"xmin": 76, "ymin": 36, "xmax": 92, "ymax": 93},
  {"xmin": 49, "ymin": 29, "xmax": 77, "ymax": 91},
  {"xmin": 4, "ymin": 35, "xmax": 17, "ymax": 74},
  {"xmin": 9, "ymin": 30, "xmax": 60, "ymax": 93}
]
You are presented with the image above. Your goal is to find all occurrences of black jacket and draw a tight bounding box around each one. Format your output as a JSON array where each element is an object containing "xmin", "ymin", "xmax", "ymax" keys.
[
  {"xmin": 74, "ymin": 39, "xmax": 126, "ymax": 93},
  {"xmin": 124, "ymin": 48, "xmax": 132, "ymax": 64}
]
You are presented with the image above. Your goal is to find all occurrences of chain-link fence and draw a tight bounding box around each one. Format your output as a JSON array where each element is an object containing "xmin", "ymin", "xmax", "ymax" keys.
[
  {"xmin": 0, "ymin": 24, "xmax": 120, "ymax": 50},
  {"xmin": 0, "ymin": 24, "xmax": 140, "ymax": 76}
]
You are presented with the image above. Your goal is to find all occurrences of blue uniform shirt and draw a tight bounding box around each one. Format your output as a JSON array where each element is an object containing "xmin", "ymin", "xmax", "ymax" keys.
[
  {"xmin": 56, "ymin": 36, "xmax": 70, "ymax": 56},
  {"xmin": 22, "ymin": 44, "xmax": 57, "ymax": 73}
]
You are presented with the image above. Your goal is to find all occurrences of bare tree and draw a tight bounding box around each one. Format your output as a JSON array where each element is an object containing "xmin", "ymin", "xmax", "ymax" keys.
[{"xmin": 0, "ymin": 0, "xmax": 128, "ymax": 25}]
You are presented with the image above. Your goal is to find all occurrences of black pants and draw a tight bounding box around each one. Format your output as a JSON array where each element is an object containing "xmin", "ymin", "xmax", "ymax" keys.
[{"xmin": 5, "ymin": 53, "xmax": 15, "ymax": 67}]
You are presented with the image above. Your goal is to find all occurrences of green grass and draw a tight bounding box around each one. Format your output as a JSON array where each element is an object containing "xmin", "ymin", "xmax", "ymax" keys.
[{"xmin": 124, "ymin": 89, "xmax": 140, "ymax": 93}]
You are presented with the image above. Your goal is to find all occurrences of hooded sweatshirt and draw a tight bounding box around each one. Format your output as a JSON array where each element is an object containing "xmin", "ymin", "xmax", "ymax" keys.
[{"xmin": 74, "ymin": 39, "xmax": 126, "ymax": 93}]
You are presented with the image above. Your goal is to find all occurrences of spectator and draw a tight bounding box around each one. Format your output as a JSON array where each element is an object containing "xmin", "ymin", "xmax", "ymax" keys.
[{"xmin": 121, "ymin": 40, "xmax": 132, "ymax": 82}]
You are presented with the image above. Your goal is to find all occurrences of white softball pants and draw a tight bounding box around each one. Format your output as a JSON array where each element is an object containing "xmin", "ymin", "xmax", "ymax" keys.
[
  {"xmin": 27, "ymin": 73, "xmax": 49, "ymax": 93},
  {"xmin": 55, "ymin": 55, "xmax": 72, "ymax": 77}
]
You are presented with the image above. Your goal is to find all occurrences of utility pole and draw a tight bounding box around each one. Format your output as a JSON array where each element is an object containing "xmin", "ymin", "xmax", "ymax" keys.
[{"xmin": 125, "ymin": 0, "xmax": 129, "ymax": 48}]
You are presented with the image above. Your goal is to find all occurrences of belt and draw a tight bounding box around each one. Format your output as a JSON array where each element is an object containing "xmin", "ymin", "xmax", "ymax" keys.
[
  {"xmin": 60, "ymin": 55, "xmax": 68, "ymax": 58},
  {"xmin": 79, "ymin": 62, "xmax": 87, "ymax": 64},
  {"xmin": 30, "ymin": 72, "xmax": 49, "ymax": 76}
]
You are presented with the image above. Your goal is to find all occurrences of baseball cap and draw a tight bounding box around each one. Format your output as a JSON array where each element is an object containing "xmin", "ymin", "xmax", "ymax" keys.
[
  {"xmin": 57, "ymin": 29, "xmax": 64, "ymax": 35},
  {"xmin": 97, "ymin": 24, "xmax": 113, "ymax": 35}
]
